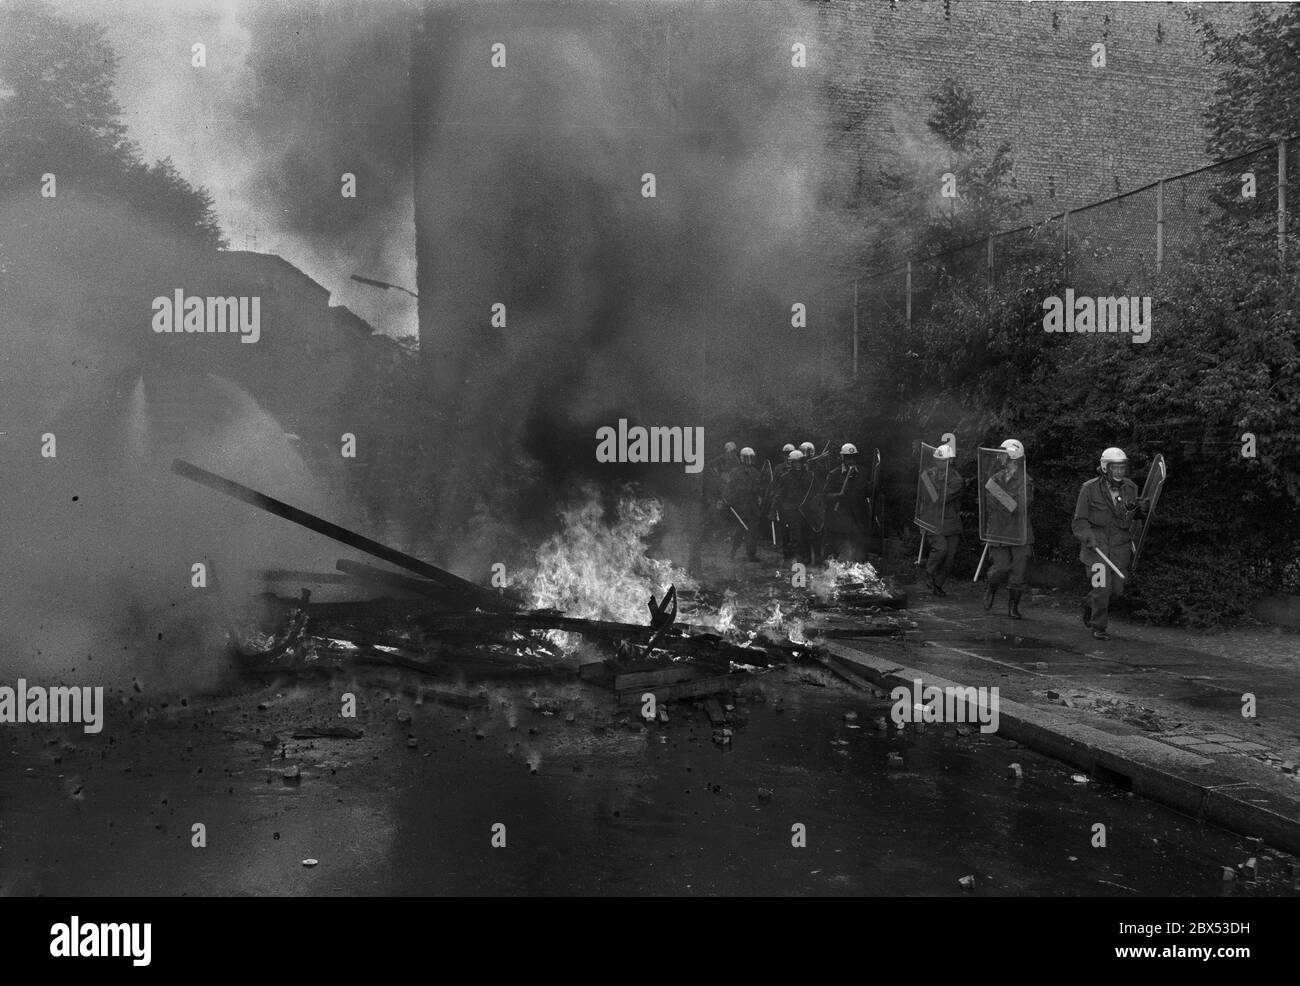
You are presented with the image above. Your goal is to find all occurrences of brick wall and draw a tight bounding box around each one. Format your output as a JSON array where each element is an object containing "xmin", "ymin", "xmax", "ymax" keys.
[{"xmin": 815, "ymin": 0, "xmax": 1252, "ymax": 222}]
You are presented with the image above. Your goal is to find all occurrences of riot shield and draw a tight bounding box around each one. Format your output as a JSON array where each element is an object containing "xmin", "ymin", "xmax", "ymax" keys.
[
  {"xmin": 914, "ymin": 442, "xmax": 950, "ymax": 534},
  {"xmin": 977, "ymin": 446, "xmax": 1029, "ymax": 545},
  {"xmin": 1132, "ymin": 453, "xmax": 1167, "ymax": 571}
]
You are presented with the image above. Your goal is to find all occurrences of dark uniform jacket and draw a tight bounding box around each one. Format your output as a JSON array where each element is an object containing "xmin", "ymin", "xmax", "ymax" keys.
[
  {"xmin": 935, "ymin": 469, "xmax": 964, "ymax": 535},
  {"xmin": 823, "ymin": 463, "xmax": 870, "ymax": 534},
  {"xmin": 771, "ymin": 467, "xmax": 822, "ymax": 525},
  {"xmin": 722, "ymin": 464, "xmax": 762, "ymax": 523},
  {"xmin": 1071, "ymin": 476, "xmax": 1143, "ymax": 564}
]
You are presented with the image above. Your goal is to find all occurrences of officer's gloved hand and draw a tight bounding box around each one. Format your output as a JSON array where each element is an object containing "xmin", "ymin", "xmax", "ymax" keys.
[
  {"xmin": 1137, "ymin": 497, "xmax": 1151, "ymax": 514},
  {"xmin": 1082, "ymin": 533, "xmax": 1098, "ymax": 550}
]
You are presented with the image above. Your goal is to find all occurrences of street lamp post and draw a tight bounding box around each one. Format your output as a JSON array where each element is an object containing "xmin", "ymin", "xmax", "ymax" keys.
[{"xmin": 350, "ymin": 273, "xmax": 419, "ymax": 300}]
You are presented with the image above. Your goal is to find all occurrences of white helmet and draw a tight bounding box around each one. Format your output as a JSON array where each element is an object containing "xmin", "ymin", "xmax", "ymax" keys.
[
  {"xmin": 1000, "ymin": 439, "xmax": 1024, "ymax": 460},
  {"xmin": 788, "ymin": 449, "xmax": 804, "ymax": 461},
  {"xmin": 840, "ymin": 443, "xmax": 858, "ymax": 455},
  {"xmin": 1099, "ymin": 446, "xmax": 1127, "ymax": 467},
  {"xmin": 799, "ymin": 442, "xmax": 815, "ymax": 455},
  {"xmin": 782, "ymin": 443, "xmax": 795, "ymax": 454},
  {"xmin": 933, "ymin": 444, "xmax": 955, "ymax": 460},
  {"xmin": 740, "ymin": 447, "xmax": 755, "ymax": 461}
]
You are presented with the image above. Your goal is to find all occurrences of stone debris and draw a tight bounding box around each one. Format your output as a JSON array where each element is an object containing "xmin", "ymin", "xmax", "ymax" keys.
[{"xmin": 1007, "ymin": 763, "xmax": 1023, "ymax": 780}]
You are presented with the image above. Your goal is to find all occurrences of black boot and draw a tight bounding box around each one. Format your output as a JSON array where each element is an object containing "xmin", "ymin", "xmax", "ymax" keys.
[
  {"xmin": 983, "ymin": 581, "xmax": 999, "ymax": 611},
  {"xmin": 1008, "ymin": 588, "xmax": 1023, "ymax": 620}
]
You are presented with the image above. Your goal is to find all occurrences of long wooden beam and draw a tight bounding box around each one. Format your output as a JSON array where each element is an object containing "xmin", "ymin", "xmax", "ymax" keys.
[{"xmin": 171, "ymin": 458, "xmax": 518, "ymax": 611}]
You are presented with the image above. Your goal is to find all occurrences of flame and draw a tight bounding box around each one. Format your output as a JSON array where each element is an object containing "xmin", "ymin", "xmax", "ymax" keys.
[
  {"xmin": 810, "ymin": 559, "xmax": 888, "ymax": 601},
  {"xmin": 761, "ymin": 601, "xmax": 784, "ymax": 628},
  {"xmin": 522, "ymin": 486, "xmax": 696, "ymax": 648},
  {"xmin": 711, "ymin": 600, "xmax": 736, "ymax": 634}
]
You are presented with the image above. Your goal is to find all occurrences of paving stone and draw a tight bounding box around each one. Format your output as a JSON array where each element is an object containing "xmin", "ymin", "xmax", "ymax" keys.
[
  {"xmin": 1161, "ymin": 735, "xmax": 1206, "ymax": 747},
  {"xmin": 1221, "ymin": 741, "xmax": 1268, "ymax": 752},
  {"xmin": 1201, "ymin": 734, "xmax": 1245, "ymax": 743},
  {"xmin": 1186, "ymin": 743, "xmax": 1233, "ymax": 754}
]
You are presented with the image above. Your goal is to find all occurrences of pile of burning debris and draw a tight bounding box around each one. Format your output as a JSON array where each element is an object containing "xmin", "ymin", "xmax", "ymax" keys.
[{"xmin": 173, "ymin": 460, "xmax": 910, "ymax": 711}]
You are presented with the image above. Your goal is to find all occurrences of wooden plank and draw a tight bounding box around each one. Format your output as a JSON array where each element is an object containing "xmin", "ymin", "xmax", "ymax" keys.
[
  {"xmin": 702, "ymin": 698, "xmax": 728, "ymax": 725},
  {"xmin": 614, "ymin": 665, "xmax": 707, "ymax": 692},
  {"xmin": 260, "ymin": 570, "xmax": 354, "ymax": 583},
  {"xmin": 616, "ymin": 673, "xmax": 739, "ymax": 706},
  {"xmin": 171, "ymin": 458, "xmax": 518, "ymax": 611},
  {"xmin": 335, "ymin": 558, "xmax": 447, "ymax": 597}
]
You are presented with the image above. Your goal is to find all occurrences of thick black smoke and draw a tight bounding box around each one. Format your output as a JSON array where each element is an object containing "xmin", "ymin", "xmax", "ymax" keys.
[{"xmin": 412, "ymin": 0, "xmax": 839, "ymax": 568}]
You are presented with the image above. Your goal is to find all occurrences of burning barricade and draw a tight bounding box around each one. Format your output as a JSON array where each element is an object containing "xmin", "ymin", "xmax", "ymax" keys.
[{"xmin": 174, "ymin": 460, "xmax": 910, "ymax": 717}]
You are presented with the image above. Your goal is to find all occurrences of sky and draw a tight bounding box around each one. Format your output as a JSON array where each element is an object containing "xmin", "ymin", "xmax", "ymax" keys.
[{"xmin": 52, "ymin": 0, "xmax": 420, "ymax": 338}]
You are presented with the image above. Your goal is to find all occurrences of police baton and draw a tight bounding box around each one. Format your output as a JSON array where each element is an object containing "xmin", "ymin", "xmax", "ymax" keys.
[{"xmin": 1093, "ymin": 546, "xmax": 1127, "ymax": 582}]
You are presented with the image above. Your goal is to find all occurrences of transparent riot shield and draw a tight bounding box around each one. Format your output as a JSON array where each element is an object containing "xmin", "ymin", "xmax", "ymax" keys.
[
  {"xmin": 914, "ymin": 442, "xmax": 950, "ymax": 534},
  {"xmin": 977, "ymin": 446, "xmax": 1029, "ymax": 545},
  {"xmin": 1132, "ymin": 453, "xmax": 1167, "ymax": 571}
]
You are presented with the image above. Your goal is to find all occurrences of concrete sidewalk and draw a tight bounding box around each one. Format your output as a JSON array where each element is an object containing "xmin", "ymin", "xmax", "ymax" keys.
[{"xmin": 822, "ymin": 578, "xmax": 1300, "ymax": 855}]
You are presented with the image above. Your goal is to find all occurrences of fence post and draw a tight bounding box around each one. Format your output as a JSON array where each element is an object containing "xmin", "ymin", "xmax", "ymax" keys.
[
  {"xmin": 905, "ymin": 260, "xmax": 912, "ymax": 328},
  {"xmin": 1155, "ymin": 179, "xmax": 1164, "ymax": 274},
  {"xmin": 1280, "ymin": 139, "xmax": 1289, "ymax": 266},
  {"xmin": 852, "ymin": 278, "xmax": 859, "ymax": 380}
]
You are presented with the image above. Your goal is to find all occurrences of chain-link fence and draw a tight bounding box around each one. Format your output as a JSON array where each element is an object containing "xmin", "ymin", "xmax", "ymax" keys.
[{"xmin": 843, "ymin": 137, "xmax": 1298, "ymax": 378}]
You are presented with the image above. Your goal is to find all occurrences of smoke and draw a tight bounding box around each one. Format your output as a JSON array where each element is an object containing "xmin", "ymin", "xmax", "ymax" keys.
[
  {"xmin": 0, "ymin": 192, "xmax": 341, "ymax": 693},
  {"xmin": 48, "ymin": 0, "xmax": 419, "ymax": 337},
  {"xmin": 414, "ymin": 0, "xmax": 839, "ymax": 553},
  {"xmin": 3, "ymin": 0, "xmax": 853, "ymax": 652}
]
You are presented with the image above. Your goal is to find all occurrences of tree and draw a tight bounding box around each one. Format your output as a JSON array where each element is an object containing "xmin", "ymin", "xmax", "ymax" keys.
[
  {"xmin": 0, "ymin": 0, "xmax": 224, "ymax": 247},
  {"xmin": 1193, "ymin": 5, "xmax": 1300, "ymax": 158},
  {"xmin": 870, "ymin": 79, "xmax": 1027, "ymax": 263}
]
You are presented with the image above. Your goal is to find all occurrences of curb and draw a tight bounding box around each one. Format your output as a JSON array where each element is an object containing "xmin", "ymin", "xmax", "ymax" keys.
[{"xmin": 823, "ymin": 641, "xmax": 1300, "ymax": 856}]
